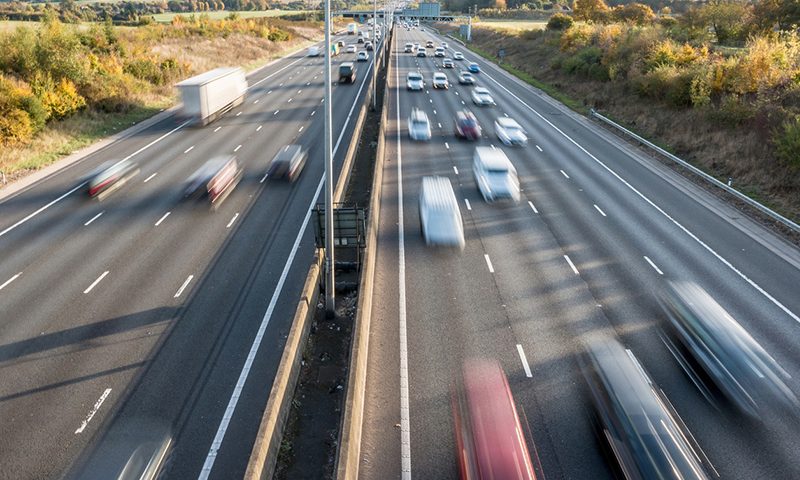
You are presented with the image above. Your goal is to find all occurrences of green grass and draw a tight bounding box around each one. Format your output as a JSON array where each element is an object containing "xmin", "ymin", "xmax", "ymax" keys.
[
  {"xmin": 475, "ymin": 19, "xmax": 547, "ymax": 31},
  {"xmin": 151, "ymin": 10, "xmax": 310, "ymax": 23}
]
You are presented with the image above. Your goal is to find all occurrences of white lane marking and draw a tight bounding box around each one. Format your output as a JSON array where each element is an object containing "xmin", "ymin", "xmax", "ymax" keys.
[
  {"xmin": 484, "ymin": 254, "xmax": 495, "ymax": 273},
  {"xmin": 453, "ymin": 166, "xmax": 459, "ymax": 175},
  {"xmin": 274, "ymin": 110, "xmax": 280, "ymax": 115},
  {"xmin": 214, "ymin": 126, "xmax": 221, "ymax": 132},
  {"xmin": 254, "ymin": 99, "xmax": 259, "ymax": 104},
  {"xmin": 267, "ymin": 90, "xmax": 272, "ymax": 94},
  {"xmin": 234, "ymin": 145, "xmax": 242, "ymax": 153},
  {"xmin": 481, "ymin": 66, "xmax": 800, "ymax": 324},
  {"xmin": 311, "ymin": 110, "xmax": 316, "ymax": 116},
  {"xmin": 154, "ymin": 212, "xmax": 171, "ymax": 226},
  {"xmin": 644, "ymin": 256, "xmax": 664, "ymax": 275},
  {"xmin": 594, "ymin": 204, "xmax": 607, "ymax": 217},
  {"xmin": 536, "ymin": 145, "xmax": 542, "ymax": 152},
  {"xmin": 464, "ymin": 198, "xmax": 472, "ymax": 211},
  {"xmin": 174, "ymin": 275, "xmax": 194, "ymax": 298},
  {"xmin": 455, "ymin": 91, "xmax": 459, "ymax": 96},
  {"xmin": 298, "ymin": 89, "xmax": 302, "ymax": 94},
  {"xmin": 429, "ymin": 98, "xmax": 433, "ymax": 104},
  {"xmin": 84, "ymin": 211, "xmax": 104, "ymax": 226},
  {"xmin": 184, "ymin": 146, "xmax": 195, "ymax": 154},
  {"xmin": 259, "ymin": 172, "xmax": 269, "ymax": 183},
  {"xmin": 445, "ymin": 142, "xmax": 450, "ymax": 150},
  {"xmin": 199, "ymin": 50, "xmax": 378, "ymax": 480},
  {"xmin": 504, "ymin": 113, "xmax": 509, "ymax": 117},
  {"xmin": 306, "ymin": 82, "xmax": 311, "ymax": 86},
  {"xmin": 516, "ymin": 345, "xmax": 533, "ymax": 378},
  {"xmin": 248, "ymin": 55, "xmax": 306, "ymax": 90},
  {"xmin": 528, "ymin": 201, "xmax": 538, "ymax": 214},
  {"xmin": 461, "ymin": 100, "xmax": 465, "ymax": 105},
  {"xmin": 288, "ymin": 98, "xmax": 293, "ymax": 103},
  {"xmin": 564, "ymin": 255, "xmax": 579, "ymax": 275},
  {"xmin": 299, "ymin": 126, "xmax": 304, "ymax": 133},
  {"xmin": 433, "ymin": 109, "xmax": 437, "ymax": 115},
  {"xmin": 143, "ymin": 172, "xmax": 158, "ymax": 183},
  {"xmin": 74, "ymin": 388, "xmax": 111, "ymax": 434},
  {"xmin": 84, "ymin": 271, "xmax": 109, "ymax": 294},
  {"xmin": 0, "ymin": 273, "xmax": 22, "ymax": 291},
  {"xmin": 236, "ymin": 112, "xmax": 242, "ymax": 117},
  {"xmin": 438, "ymin": 122, "xmax": 442, "ymax": 129},
  {"xmin": 256, "ymin": 125, "xmax": 263, "ymax": 132},
  {"xmin": 279, "ymin": 82, "xmax": 284, "ymax": 87},
  {"xmin": 560, "ymin": 170, "xmax": 570, "ymax": 179},
  {"xmin": 490, "ymin": 144, "xmax": 496, "ymax": 150},
  {"xmin": 226, "ymin": 213, "xmax": 239, "ymax": 228}
]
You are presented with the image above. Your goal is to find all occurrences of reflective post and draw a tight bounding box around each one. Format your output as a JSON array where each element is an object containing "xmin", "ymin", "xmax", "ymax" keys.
[{"xmin": 324, "ymin": 0, "xmax": 335, "ymax": 314}]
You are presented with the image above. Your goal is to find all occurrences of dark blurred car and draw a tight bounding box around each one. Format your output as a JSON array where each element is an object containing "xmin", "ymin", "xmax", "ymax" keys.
[
  {"xmin": 455, "ymin": 110, "xmax": 482, "ymax": 140},
  {"xmin": 268, "ymin": 144, "xmax": 307, "ymax": 181},
  {"xmin": 658, "ymin": 280, "xmax": 800, "ymax": 419},
  {"xmin": 87, "ymin": 160, "xmax": 139, "ymax": 199},
  {"xmin": 579, "ymin": 337, "xmax": 712, "ymax": 480},
  {"xmin": 184, "ymin": 156, "xmax": 243, "ymax": 208},
  {"xmin": 452, "ymin": 358, "xmax": 537, "ymax": 480}
]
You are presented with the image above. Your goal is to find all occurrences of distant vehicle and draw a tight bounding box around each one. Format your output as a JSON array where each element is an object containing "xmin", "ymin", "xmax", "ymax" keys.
[
  {"xmin": 307, "ymin": 46, "xmax": 320, "ymax": 57},
  {"xmin": 659, "ymin": 280, "xmax": 800, "ymax": 420},
  {"xmin": 184, "ymin": 156, "xmax": 243, "ymax": 208},
  {"xmin": 87, "ymin": 160, "xmax": 139, "ymax": 199},
  {"xmin": 407, "ymin": 71, "xmax": 424, "ymax": 90},
  {"xmin": 339, "ymin": 62, "xmax": 356, "ymax": 83},
  {"xmin": 454, "ymin": 51, "xmax": 464, "ymax": 60},
  {"xmin": 408, "ymin": 108, "xmax": 432, "ymax": 141},
  {"xmin": 419, "ymin": 176, "xmax": 464, "ymax": 248},
  {"xmin": 455, "ymin": 110, "xmax": 481, "ymax": 140},
  {"xmin": 579, "ymin": 337, "xmax": 713, "ymax": 480},
  {"xmin": 432, "ymin": 72, "xmax": 449, "ymax": 89},
  {"xmin": 347, "ymin": 22, "xmax": 358, "ymax": 35},
  {"xmin": 495, "ymin": 117, "xmax": 528, "ymax": 146},
  {"xmin": 434, "ymin": 47, "xmax": 446, "ymax": 57},
  {"xmin": 473, "ymin": 147, "xmax": 520, "ymax": 203},
  {"xmin": 405, "ymin": 42, "xmax": 414, "ymax": 53},
  {"xmin": 468, "ymin": 62, "xmax": 481, "ymax": 73},
  {"xmin": 453, "ymin": 358, "xmax": 536, "ymax": 478},
  {"xmin": 442, "ymin": 41, "xmax": 448, "ymax": 49},
  {"xmin": 413, "ymin": 42, "xmax": 420, "ymax": 52},
  {"xmin": 176, "ymin": 67, "xmax": 247, "ymax": 126},
  {"xmin": 357, "ymin": 36, "xmax": 365, "ymax": 44},
  {"xmin": 365, "ymin": 41, "xmax": 373, "ymax": 51},
  {"xmin": 357, "ymin": 51, "xmax": 369, "ymax": 62},
  {"xmin": 472, "ymin": 87, "xmax": 495, "ymax": 106},
  {"xmin": 416, "ymin": 48, "xmax": 427, "ymax": 58},
  {"xmin": 337, "ymin": 40, "xmax": 345, "ymax": 47},
  {"xmin": 268, "ymin": 144, "xmax": 307, "ymax": 182},
  {"xmin": 346, "ymin": 44, "xmax": 357, "ymax": 53},
  {"xmin": 442, "ymin": 58, "xmax": 454, "ymax": 68},
  {"xmin": 458, "ymin": 71, "xmax": 475, "ymax": 85},
  {"xmin": 426, "ymin": 40, "xmax": 434, "ymax": 48}
]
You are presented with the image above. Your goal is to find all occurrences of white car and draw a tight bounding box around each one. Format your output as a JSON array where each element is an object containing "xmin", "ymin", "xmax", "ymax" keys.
[
  {"xmin": 408, "ymin": 108, "xmax": 431, "ymax": 141},
  {"xmin": 419, "ymin": 176, "xmax": 464, "ymax": 249},
  {"xmin": 471, "ymin": 87, "xmax": 495, "ymax": 106},
  {"xmin": 405, "ymin": 42, "xmax": 414, "ymax": 53},
  {"xmin": 442, "ymin": 42, "xmax": 448, "ymax": 49},
  {"xmin": 416, "ymin": 48, "xmax": 427, "ymax": 58},
  {"xmin": 434, "ymin": 47, "xmax": 445, "ymax": 57},
  {"xmin": 458, "ymin": 71, "xmax": 475, "ymax": 85},
  {"xmin": 432, "ymin": 72, "xmax": 449, "ymax": 89},
  {"xmin": 407, "ymin": 71, "xmax": 424, "ymax": 90},
  {"xmin": 307, "ymin": 46, "xmax": 321, "ymax": 57},
  {"xmin": 495, "ymin": 117, "xmax": 528, "ymax": 146},
  {"xmin": 473, "ymin": 147, "xmax": 520, "ymax": 203},
  {"xmin": 347, "ymin": 44, "xmax": 357, "ymax": 53},
  {"xmin": 357, "ymin": 51, "xmax": 369, "ymax": 62},
  {"xmin": 453, "ymin": 51, "xmax": 464, "ymax": 60}
]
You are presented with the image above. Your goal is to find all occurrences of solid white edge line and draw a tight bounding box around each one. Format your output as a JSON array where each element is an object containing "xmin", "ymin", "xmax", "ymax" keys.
[
  {"xmin": 594, "ymin": 204, "xmax": 607, "ymax": 217},
  {"xmin": 84, "ymin": 271, "xmax": 109, "ymax": 294},
  {"xmin": 226, "ymin": 213, "xmax": 240, "ymax": 229},
  {"xmin": 644, "ymin": 256, "xmax": 664, "ymax": 275},
  {"xmin": 74, "ymin": 388, "xmax": 111, "ymax": 434},
  {"xmin": 528, "ymin": 201, "xmax": 538, "ymax": 214},
  {"xmin": 516, "ymin": 344, "xmax": 533, "ymax": 378},
  {"xmin": 174, "ymin": 275, "xmax": 194, "ymax": 298},
  {"xmin": 259, "ymin": 172, "xmax": 269, "ymax": 183},
  {"xmin": 464, "ymin": 198, "xmax": 472, "ymax": 211},
  {"xmin": 143, "ymin": 172, "xmax": 158, "ymax": 183},
  {"xmin": 154, "ymin": 211, "xmax": 171, "ymax": 226},
  {"xmin": 564, "ymin": 255, "xmax": 579, "ymax": 275},
  {"xmin": 84, "ymin": 211, "xmax": 104, "ymax": 226},
  {"xmin": 0, "ymin": 272, "xmax": 22, "ymax": 291},
  {"xmin": 484, "ymin": 254, "xmax": 495, "ymax": 273},
  {"xmin": 184, "ymin": 145, "xmax": 195, "ymax": 154}
]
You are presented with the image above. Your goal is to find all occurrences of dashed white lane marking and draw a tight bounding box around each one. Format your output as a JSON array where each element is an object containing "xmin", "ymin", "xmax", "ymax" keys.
[
  {"xmin": 564, "ymin": 255, "xmax": 579, "ymax": 275},
  {"xmin": 84, "ymin": 271, "xmax": 109, "ymax": 294},
  {"xmin": 298, "ymin": 89, "xmax": 302, "ymax": 94},
  {"xmin": 155, "ymin": 212, "xmax": 171, "ymax": 226},
  {"xmin": 256, "ymin": 125, "xmax": 262, "ymax": 132},
  {"xmin": 438, "ymin": 122, "xmax": 442, "ymax": 128},
  {"xmin": 236, "ymin": 112, "xmax": 242, "ymax": 117},
  {"xmin": 254, "ymin": 99, "xmax": 259, "ymax": 104},
  {"xmin": 279, "ymin": 82, "xmax": 284, "ymax": 86},
  {"xmin": 560, "ymin": 170, "xmax": 570, "ymax": 179},
  {"xmin": 299, "ymin": 126, "xmax": 304, "ymax": 133},
  {"xmin": 174, "ymin": 275, "xmax": 194, "ymax": 298},
  {"xmin": 504, "ymin": 113, "xmax": 509, "ymax": 117},
  {"xmin": 464, "ymin": 199, "xmax": 472, "ymax": 211},
  {"xmin": 433, "ymin": 109, "xmax": 437, "ymax": 115},
  {"xmin": 143, "ymin": 172, "xmax": 157, "ymax": 183},
  {"xmin": 429, "ymin": 99, "xmax": 433, "ymax": 103},
  {"xmin": 288, "ymin": 98, "xmax": 293, "ymax": 103},
  {"xmin": 0, "ymin": 273, "xmax": 22, "ymax": 291},
  {"xmin": 455, "ymin": 91, "xmax": 459, "ymax": 96},
  {"xmin": 226, "ymin": 213, "xmax": 240, "ymax": 229},
  {"xmin": 453, "ymin": 166, "xmax": 459, "ymax": 175},
  {"xmin": 214, "ymin": 126, "xmax": 221, "ymax": 132},
  {"xmin": 306, "ymin": 82, "xmax": 311, "ymax": 86},
  {"xmin": 259, "ymin": 172, "xmax": 269, "ymax": 183},
  {"xmin": 445, "ymin": 142, "xmax": 450, "ymax": 149},
  {"xmin": 274, "ymin": 110, "xmax": 280, "ymax": 115},
  {"xmin": 184, "ymin": 146, "xmax": 195, "ymax": 154},
  {"xmin": 84, "ymin": 211, "xmax": 104, "ymax": 226},
  {"xmin": 461, "ymin": 100, "xmax": 465, "ymax": 105},
  {"xmin": 234, "ymin": 145, "xmax": 242, "ymax": 153},
  {"xmin": 490, "ymin": 144, "xmax": 496, "ymax": 150},
  {"xmin": 528, "ymin": 201, "xmax": 538, "ymax": 214},
  {"xmin": 594, "ymin": 204, "xmax": 607, "ymax": 217},
  {"xmin": 74, "ymin": 388, "xmax": 111, "ymax": 434},
  {"xmin": 484, "ymin": 254, "xmax": 495, "ymax": 273},
  {"xmin": 268, "ymin": 90, "xmax": 272, "ymax": 94},
  {"xmin": 536, "ymin": 145, "xmax": 542, "ymax": 152},
  {"xmin": 644, "ymin": 256, "xmax": 664, "ymax": 275},
  {"xmin": 311, "ymin": 110, "xmax": 316, "ymax": 116},
  {"xmin": 516, "ymin": 345, "xmax": 533, "ymax": 378}
]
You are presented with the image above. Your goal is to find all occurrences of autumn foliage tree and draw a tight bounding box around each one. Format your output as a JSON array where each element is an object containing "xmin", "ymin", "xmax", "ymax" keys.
[{"xmin": 572, "ymin": 0, "xmax": 610, "ymax": 23}]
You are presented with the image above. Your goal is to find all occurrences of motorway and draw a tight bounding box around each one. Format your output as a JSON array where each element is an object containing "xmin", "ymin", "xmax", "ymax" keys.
[
  {"xmin": 358, "ymin": 26, "xmax": 800, "ymax": 479},
  {"xmin": 0, "ymin": 31, "xmax": 383, "ymax": 479}
]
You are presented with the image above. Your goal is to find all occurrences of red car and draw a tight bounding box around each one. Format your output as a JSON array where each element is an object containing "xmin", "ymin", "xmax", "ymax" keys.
[{"xmin": 455, "ymin": 110, "xmax": 482, "ymax": 140}]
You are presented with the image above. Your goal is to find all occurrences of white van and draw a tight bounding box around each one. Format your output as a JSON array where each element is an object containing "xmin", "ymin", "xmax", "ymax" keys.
[
  {"xmin": 419, "ymin": 176, "xmax": 465, "ymax": 249},
  {"xmin": 472, "ymin": 147, "xmax": 520, "ymax": 203},
  {"xmin": 307, "ymin": 46, "xmax": 320, "ymax": 57}
]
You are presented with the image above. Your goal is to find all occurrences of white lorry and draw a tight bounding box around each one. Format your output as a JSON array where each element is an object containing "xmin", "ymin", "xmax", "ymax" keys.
[
  {"xmin": 347, "ymin": 22, "xmax": 358, "ymax": 35},
  {"xmin": 176, "ymin": 67, "xmax": 248, "ymax": 126}
]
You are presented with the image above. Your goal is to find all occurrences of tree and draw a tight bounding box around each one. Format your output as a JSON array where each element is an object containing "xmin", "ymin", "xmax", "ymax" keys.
[
  {"xmin": 612, "ymin": 3, "xmax": 655, "ymax": 24},
  {"xmin": 572, "ymin": 0, "xmax": 610, "ymax": 23},
  {"xmin": 547, "ymin": 12, "xmax": 573, "ymax": 29},
  {"xmin": 699, "ymin": 1, "xmax": 753, "ymax": 45}
]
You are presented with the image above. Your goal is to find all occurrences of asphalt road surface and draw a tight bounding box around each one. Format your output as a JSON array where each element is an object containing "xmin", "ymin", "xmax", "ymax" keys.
[
  {"xmin": 358, "ymin": 26, "xmax": 800, "ymax": 480},
  {"xmin": 0, "ymin": 31, "xmax": 384, "ymax": 480}
]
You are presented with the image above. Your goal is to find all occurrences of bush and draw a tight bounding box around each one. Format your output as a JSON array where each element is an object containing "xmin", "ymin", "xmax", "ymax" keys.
[
  {"xmin": 773, "ymin": 116, "xmax": 800, "ymax": 168},
  {"xmin": 547, "ymin": 13, "xmax": 573, "ymax": 30},
  {"xmin": 0, "ymin": 108, "xmax": 34, "ymax": 146}
]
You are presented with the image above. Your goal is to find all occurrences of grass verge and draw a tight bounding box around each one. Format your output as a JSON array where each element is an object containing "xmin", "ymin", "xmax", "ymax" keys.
[{"xmin": 151, "ymin": 10, "xmax": 309, "ymax": 22}]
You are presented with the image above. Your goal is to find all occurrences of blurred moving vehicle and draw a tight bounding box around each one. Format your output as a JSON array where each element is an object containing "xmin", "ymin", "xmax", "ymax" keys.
[
  {"xmin": 357, "ymin": 51, "xmax": 369, "ymax": 62},
  {"xmin": 347, "ymin": 22, "xmax": 358, "ymax": 35},
  {"xmin": 339, "ymin": 62, "xmax": 357, "ymax": 83},
  {"xmin": 87, "ymin": 160, "xmax": 139, "ymax": 199},
  {"xmin": 455, "ymin": 110, "xmax": 482, "ymax": 140},
  {"xmin": 435, "ymin": 46, "xmax": 446, "ymax": 57},
  {"xmin": 452, "ymin": 358, "xmax": 536, "ymax": 479},
  {"xmin": 183, "ymin": 156, "xmax": 243, "ymax": 208},
  {"xmin": 407, "ymin": 71, "xmax": 425, "ymax": 91},
  {"xmin": 432, "ymin": 72, "xmax": 449, "ymax": 89},
  {"xmin": 658, "ymin": 280, "xmax": 800, "ymax": 419},
  {"xmin": 495, "ymin": 117, "xmax": 528, "ymax": 146},
  {"xmin": 426, "ymin": 40, "xmax": 435, "ymax": 48},
  {"xmin": 442, "ymin": 41, "xmax": 449, "ymax": 49},
  {"xmin": 307, "ymin": 46, "xmax": 320, "ymax": 57},
  {"xmin": 365, "ymin": 41, "xmax": 374, "ymax": 51},
  {"xmin": 419, "ymin": 176, "xmax": 464, "ymax": 248},
  {"xmin": 579, "ymin": 337, "xmax": 712, "ymax": 480},
  {"xmin": 454, "ymin": 51, "xmax": 465, "ymax": 60},
  {"xmin": 472, "ymin": 87, "xmax": 496, "ymax": 106},
  {"xmin": 268, "ymin": 144, "xmax": 307, "ymax": 182},
  {"xmin": 473, "ymin": 147, "xmax": 520, "ymax": 203},
  {"xmin": 176, "ymin": 67, "xmax": 247, "ymax": 126},
  {"xmin": 458, "ymin": 71, "xmax": 475, "ymax": 85},
  {"xmin": 405, "ymin": 42, "xmax": 414, "ymax": 53},
  {"xmin": 337, "ymin": 40, "xmax": 345, "ymax": 47},
  {"xmin": 346, "ymin": 44, "xmax": 357, "ymax": 53},
  {"xmin": 468, "ymin": 62, "xmax": 481, "ymax": 73},
  {"xmin": 442, "ymin": 58, "xmax": 454, "ymax": 68},
  {"xmin": 408, "ymin": 108, "xmax": 432, "ymax": 141},
  {"xmin": 417, "ymin": 48, "xmax": 427, "ymax": 58}
]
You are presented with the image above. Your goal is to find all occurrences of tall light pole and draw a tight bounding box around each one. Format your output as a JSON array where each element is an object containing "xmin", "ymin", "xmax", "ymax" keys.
[
  {"xmin": 372, "ymin": 0, "xmax": 377, "ymax": 110},
  {"xmin": 324, "ymin": 0, "xmax": 335, "ymax": 314}
]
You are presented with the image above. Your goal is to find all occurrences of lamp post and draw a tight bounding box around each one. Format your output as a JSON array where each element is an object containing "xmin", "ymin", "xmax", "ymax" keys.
[{"xmin": 324, "ymin": 0, "xmax": 335, "ymax": 314}]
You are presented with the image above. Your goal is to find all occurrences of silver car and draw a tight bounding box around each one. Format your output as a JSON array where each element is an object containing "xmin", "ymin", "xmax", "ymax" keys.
[
  {"xmin": 408, "ymin": 108, "xmax": 431, "ymax": 141},
  {"xmin": 432, "ymin": 72, "xmax": 449, "ymax": 89},
  {"xmin": 471, "ymin": 87, "xmax": 495, "ymax": 106},
  {"xmin": 407, "ymin": 71, "xmax": 424, "ymax": 90},
  {"xmin": 495, "ymin": 117, "xmax": 528, "ymax": 146}
]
